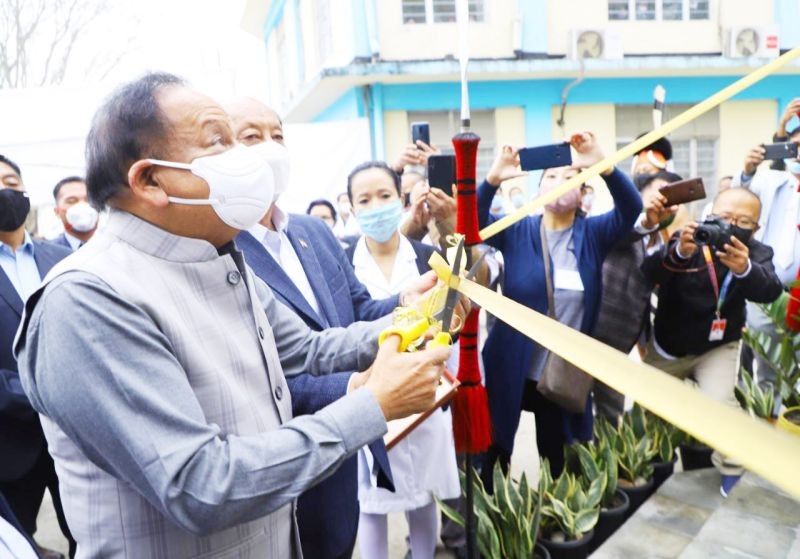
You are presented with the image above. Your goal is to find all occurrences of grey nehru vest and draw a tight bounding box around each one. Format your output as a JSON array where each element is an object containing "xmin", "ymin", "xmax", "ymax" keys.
[{"xmin": 35, "ymin": 210, "xmax": 296, "ymax": 558}]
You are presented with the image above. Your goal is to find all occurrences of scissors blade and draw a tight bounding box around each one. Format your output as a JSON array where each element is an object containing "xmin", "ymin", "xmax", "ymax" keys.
[
  {"xmin": 439, "ymin": 238, "xmax": 465, "ymax": 334},
  {"xmin": 466, "ymin": 249, "xmax": 487, "ymax": 281}
]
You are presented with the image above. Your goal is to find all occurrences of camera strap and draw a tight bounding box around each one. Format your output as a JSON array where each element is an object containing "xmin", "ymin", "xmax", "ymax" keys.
[{"xmin": 702, "ymin": 245, "xmax": 733, "ymax": 318}]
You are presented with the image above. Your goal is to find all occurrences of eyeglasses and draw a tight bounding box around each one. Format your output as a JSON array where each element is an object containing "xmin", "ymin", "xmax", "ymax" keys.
[{"xmin": 709, "ymin": 213, "xmax": 757, "ymax": 229}]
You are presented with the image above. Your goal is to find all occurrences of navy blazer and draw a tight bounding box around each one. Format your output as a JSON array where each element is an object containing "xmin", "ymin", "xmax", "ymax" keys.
[
  {"xmin": 477, "ymin": 168, "xmax": 642, "ymax": 453},
  {"xmin": 0, "ymin": 239, "xmax": 71, "ymax": 481},
  {"xmin": 51, "ymin": 233, "xmax": 73, "ymax": 250},
  {"xmin": 236, "ymin": 214, "xmax": 397, "ymax": 559}
]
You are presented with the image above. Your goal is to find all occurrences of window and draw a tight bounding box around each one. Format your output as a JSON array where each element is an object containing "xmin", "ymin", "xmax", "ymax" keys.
[
  {"xmin": 315, "ymin": 0, "xmax": 333, "ymax": 66},
  {"xmin": 401, "ymin": 0, "xmax": 485, "ymax": 24},
  {"xmin": 608, "ymin": 0, "xmax": 709, "ymax": 21},
  {"xmin": 615, "ymin": 104, "xmax": 719, "ymax": 215},
  {"xmin": 407, "ymin": 110, "xmax": 496, "ymax": 181}
]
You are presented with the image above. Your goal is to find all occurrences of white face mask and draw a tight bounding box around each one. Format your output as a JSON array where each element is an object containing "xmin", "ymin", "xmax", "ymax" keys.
[
  {"xmin": 248, "ymin": 141, "xmax": 291, "ymax": 199},
  {"xmin": 65, "ymin": 201, "xmax": 99, "ymax": 232},
  {"xmin": 148, "ymin": 144, "xmax": 275, "ymax": 230}
]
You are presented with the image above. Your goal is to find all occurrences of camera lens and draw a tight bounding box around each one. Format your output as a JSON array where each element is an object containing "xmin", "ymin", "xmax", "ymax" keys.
[{"xmin": 695, "ymin": 229, "xmax": 710, "ymax": 243}]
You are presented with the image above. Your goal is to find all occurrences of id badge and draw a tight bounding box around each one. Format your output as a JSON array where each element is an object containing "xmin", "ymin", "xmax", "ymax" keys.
[{"xmin": 708, "ymin": 318, "xmax": 727, "ymax": 341}]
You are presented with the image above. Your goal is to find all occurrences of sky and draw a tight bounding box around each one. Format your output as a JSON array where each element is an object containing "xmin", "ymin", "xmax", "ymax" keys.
[{"xmin": 0, "ymin": 0, "xmax": 272, "ymax": 234}]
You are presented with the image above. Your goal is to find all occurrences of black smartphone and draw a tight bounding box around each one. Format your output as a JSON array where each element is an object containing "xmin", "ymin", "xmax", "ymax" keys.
[
  {"xmin": 519, "ymin": 142, "xmax": 572, "ymax": 171},
  {"xmin": 762, "ymin": 141, "xmax": 798, "ymax": 160},
  {"xmin": 411, "ymin": 122, "xmax": 430, "ymax": 147},
  {"xmin": 427, "ymin": 154, "xmax": 456, "ymax": 197}
]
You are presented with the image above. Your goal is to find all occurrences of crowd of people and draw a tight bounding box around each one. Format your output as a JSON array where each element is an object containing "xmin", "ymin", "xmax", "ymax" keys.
[{"xmin": 0, "ymin": 72, "xmax": 797, "ymax": 559}]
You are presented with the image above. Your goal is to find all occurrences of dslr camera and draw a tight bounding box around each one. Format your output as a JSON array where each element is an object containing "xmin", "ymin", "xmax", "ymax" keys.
[{"xmin": 692, "ymin": 216, "xmax": 732, "ymax": 252}]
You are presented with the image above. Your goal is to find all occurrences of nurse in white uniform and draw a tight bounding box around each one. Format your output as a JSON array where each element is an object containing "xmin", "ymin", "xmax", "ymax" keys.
[{"xmin": 347, "ymin": 161, "xmax": 460, "ymax": 559}]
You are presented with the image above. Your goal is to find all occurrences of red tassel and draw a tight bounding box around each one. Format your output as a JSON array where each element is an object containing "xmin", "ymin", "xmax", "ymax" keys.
[
  {"xmin": 787, "ymin": 264, "xmax": 800, "ymax": 332},
  {"xmin": 452, "ymin": 132, "xmax": 482, "ymax": 245},
  {"xmin": 452, "ymin": 308, "xmax": 492, "ymax": 453}
]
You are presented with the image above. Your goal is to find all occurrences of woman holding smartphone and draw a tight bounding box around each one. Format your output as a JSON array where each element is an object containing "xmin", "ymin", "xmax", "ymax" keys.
[
  {"xmin": 477, "ymin": 132, "xmax": 642, "ymax": 481},
  {"xmin": 343, "ymin": 161, "xmax": 460, "ymax": 559}
]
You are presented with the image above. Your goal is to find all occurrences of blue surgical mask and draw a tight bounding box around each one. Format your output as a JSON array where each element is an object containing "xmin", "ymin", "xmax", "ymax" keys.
[
  {"xmin": 356, "ymin": 199, "xmax": 403, "ymax": 243},
  {"xmin": 785, "ymin": 159, "xmax": 800, "ymax": 175}
]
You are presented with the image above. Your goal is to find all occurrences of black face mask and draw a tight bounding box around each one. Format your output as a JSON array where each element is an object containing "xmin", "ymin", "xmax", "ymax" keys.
[
  {"xmin": 730, "ymin": 224, "xmax": 754, "ymax": 245},
  {"xmin": 0, "ymin": 189, "xmax": 30, "ymax": 232}
]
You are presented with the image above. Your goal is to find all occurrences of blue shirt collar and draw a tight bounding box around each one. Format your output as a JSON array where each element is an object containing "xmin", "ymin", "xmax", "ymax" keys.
[{"xmin": 0, "ymin": 231, "xmax": 34, "ymax": 257}]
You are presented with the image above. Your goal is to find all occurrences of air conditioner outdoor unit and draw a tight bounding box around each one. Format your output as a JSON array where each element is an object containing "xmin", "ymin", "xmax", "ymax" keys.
[
  {"xmin": 568, "ymin": 28, "xmax": 623, "ymax": 60},
  {"xmin": 725, "ymin": 25, "xmax": 779, "ymax": 59}
]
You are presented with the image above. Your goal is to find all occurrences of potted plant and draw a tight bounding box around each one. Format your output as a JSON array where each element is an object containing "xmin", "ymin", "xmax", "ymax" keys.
[
  {"xmin": 565, "ymin": 440, "xmax": 629, "ymax": 552},
  {"xmin": 734, "ymin": 369, "xmax": 776, "ymax": 422},
  {"xmin": 627, "ymin": 404, "xmax": 683, "ymax": 490},
  {"xmin": 742, "ymin": 293, "xmax": 800, "ymax": 433},
  {"xmin": 439, "ymin": 464, "xmax": 550, "ymax": 559},
  {"xmin": 595, "ymin": 416, "xmax": 655, "ymax": 517},
  {"xmin": 539, "ymin": 459, "xmax": 601, "ymax": 559}
]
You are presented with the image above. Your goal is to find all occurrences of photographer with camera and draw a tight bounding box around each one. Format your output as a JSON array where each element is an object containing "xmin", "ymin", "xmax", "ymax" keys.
[{"xmin": 641, "ymin": 188, "xmax": 783, "ymax": 496}]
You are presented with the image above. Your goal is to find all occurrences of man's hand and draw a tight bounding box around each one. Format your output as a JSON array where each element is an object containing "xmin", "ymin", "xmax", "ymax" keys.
[
  {"xmin": 642, "ymin": 191, "xmax": 677, "ymax": 229},
  {"xmin": 391, "ymin": 141, "xmax": 441, "ymax": 174},
  {"xmin": 677, "ymin": 222, "xmax": 699, "ymax": 259},
  {"xmin": 743, "ymin": 145, "xmax": 766, "ymax": 176},
  {"xmin": 570, "ymin": 131, "xmax": 608, "ymax": 174},
  {"xmin": 400, "ymin": 270, "xmax": 438, "ymax": 307},
  {"xmin": 364, "ymin": 336, "xmax": 450, "ymax": 421},
  {"xmin": 486, "ymin": 145, "xmax": 527, "ymax": 187},
  {"xmin": 778, "ymin": 98, "xmax": 800, "ymax": 137},
  {"xmin": 717, "ymin": 235, "xmax": 750, "ymax": 275}
]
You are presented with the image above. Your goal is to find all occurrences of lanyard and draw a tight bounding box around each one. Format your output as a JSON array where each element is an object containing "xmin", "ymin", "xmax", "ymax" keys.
[{"xmin": 702, "ymin": 245, "xmax": 733, "ymax": 317}]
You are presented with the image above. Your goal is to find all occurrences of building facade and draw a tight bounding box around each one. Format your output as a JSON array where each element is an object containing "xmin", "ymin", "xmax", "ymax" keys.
[{"xmin": 243, "ymin": 0, "xmax": 800, "ymax": 203}]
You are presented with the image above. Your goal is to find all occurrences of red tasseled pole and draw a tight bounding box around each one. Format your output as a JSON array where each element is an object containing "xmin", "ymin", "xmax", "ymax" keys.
[
  {"xmin": 787, "ymin": 263, "xmax": 800, "ymax": 332},
  {"xmin": 452, "ymin": 308, "xmax": 491, "ymax": 453},
  {"xmin": 451, "ymin": 130, "xmax": 491, "ymax": 454}
]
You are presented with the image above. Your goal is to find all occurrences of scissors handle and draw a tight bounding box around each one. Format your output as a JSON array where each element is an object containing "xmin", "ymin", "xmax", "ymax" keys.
[
  {"xmin": 379, "ymin": 318, "xmax": 430, "ymax": 352},
  {"xmin": 426, "ymin": 331, "xmax": 452, "ymax": 350}
]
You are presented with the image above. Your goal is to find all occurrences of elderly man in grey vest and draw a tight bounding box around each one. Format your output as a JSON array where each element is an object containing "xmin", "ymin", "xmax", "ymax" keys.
[{"xmin": 13, "ymin": 73, "xmax": 450, "ymax": 558}]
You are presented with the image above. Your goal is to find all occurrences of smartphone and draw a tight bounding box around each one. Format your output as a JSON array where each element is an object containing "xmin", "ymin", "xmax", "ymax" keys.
[
  {"xmin": 519, "ymin": 142, "xmax": 572, "ymax": 171},
  {"xmin": 658, "ymin": 177, "xmax": 706, "ymax": 206},
  {"xmin": 411, "ymin": 122, "xmax": 430, "ymax": 147},
  {"xmin": 427, "ymin": 154, "xmax": 456, "ymax": 197},
  {"xmin": 762, "ymin": 141, "xmax": 798, "ymax": 161}
]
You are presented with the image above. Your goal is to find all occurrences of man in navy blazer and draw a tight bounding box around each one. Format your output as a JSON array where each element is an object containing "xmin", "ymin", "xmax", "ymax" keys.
[
  {"xmin": 51, "ymin": 177, "xmax": 98, "ymax": 251},
  {"xmin": 0, "ymin": 155, "xmax": 75, "ymax": 557},
  {"xmin": 228, "ymin": 99, "xmax": 437, "ymax": 558}
]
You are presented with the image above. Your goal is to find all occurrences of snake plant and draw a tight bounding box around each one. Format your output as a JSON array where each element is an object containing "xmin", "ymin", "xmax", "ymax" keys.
[
  {"xmin": 439, "ymin": 464, "xmax": 543, "ymax": 559},
  {"xmin": 539, "ymin": 459, "xmax": 602, "ymax": 541},
  {"xmin": 565, "ymin": 439, "xmax": 619, "ymax": 510},
  {"xmin": 595, "ymin": 415, "xmax": 656, "ymax": 485},
  {"xmin": 735, "ymin": 369, "xmax": 776, "ymax": 420}
]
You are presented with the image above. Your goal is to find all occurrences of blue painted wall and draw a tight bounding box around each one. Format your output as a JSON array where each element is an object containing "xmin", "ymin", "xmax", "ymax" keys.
[
  {"xmin": 313, "ymin": 88, "xmax": 366, "ymax": 122},
  {"xmin": 775, "ymin": 0, "xmax": 800, "ymax": 50},
  {"xmin": 518, "ymin": 0, "xmax": 548, "ymax": 54}
]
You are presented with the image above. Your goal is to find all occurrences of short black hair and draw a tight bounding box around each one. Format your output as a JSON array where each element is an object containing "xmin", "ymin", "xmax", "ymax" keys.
[
  {"xmin": 0, "ymin": 154, "xmax": 21, "ymax": 179},
  {"xmin": 346, "ymin": 161, "xmax": 401, "ymax": 202},
  {"xmin": 634, "ymin": 170, "xmax": 683, "ymax": 192},
  {"xmin": 53, "ymin": 175, "xmax": 85, "ymax": 201},
  {"xmin": 306, "ymin": 199, "xmax": 337, "ymax": 222},
  {"xmin": 85, "ymin": 72, "xmax": 185, "ymax": 209}
]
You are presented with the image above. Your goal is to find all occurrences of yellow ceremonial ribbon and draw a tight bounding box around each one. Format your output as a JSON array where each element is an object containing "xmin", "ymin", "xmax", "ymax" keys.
[
  {"xmin": 429, "ymin": 252, "xmax": 800, "ymax": 500},
  {"xmin": 480, "ymin": 46, "xmax": 800, "ymax": 241}
]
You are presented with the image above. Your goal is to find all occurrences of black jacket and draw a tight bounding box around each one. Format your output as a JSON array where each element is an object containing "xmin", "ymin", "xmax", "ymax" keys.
[{"xmin": 641, "ymin": 234, "xmax": 783, "ymax": 357}]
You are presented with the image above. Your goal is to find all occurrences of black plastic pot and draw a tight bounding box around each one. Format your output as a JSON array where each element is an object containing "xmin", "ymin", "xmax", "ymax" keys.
[
  {"xmin": 589, "ymin": 489, "xmax": 630, "ymax": 552},
  {"xmin": 651, "ymin": 456, "xmax": 676, "ymax": 491},
  {"xmin": 618, "ymin": 477, "xmax": 654, "ymax": 519},
  {"xmin": 540, "ymin": 529, "xmax": 594, "ymax": 559},
  {"xmin": 678, "ymin": 442, "xmax": 713, "ymax": 471},
  {"xmin": 534, "ymin": 542, "xmax": 552, "ymax": 559}
]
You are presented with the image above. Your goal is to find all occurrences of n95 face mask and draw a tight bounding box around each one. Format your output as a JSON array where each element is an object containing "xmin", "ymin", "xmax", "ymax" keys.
[
  {"xmin": 248, "ymin": 141, "xmax": 291, "ymax": 199},
  {"xmin": 148, "ymin": 144, "xmax": 275, "ymax": 230},
  {"xmin": 66, "ymin": 201, "xmax": 99, "ymax": 232}
]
